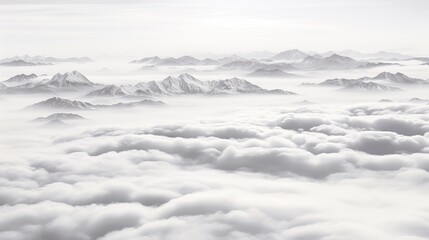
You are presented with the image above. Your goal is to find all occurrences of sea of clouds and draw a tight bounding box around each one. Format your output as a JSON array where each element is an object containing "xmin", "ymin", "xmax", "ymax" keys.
[{"xmin": 1, "ymin": 100, "xmax": 429, "ymax": 240}]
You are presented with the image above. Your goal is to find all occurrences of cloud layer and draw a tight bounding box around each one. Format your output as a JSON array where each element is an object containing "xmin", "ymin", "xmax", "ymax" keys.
[{"xmin": 1, "ymin": 101, "xmax": 429, "ymax": 240}]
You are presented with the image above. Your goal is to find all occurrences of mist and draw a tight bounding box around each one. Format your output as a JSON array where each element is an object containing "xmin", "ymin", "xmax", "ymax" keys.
[{"xmin": 1, "ymin": 1, "xmax": 429, "ymax": 240}]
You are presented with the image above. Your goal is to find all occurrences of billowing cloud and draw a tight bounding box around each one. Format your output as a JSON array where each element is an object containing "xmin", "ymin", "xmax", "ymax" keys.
[{"xmin": 1, "ymin": 101, "xmax": 429, "ymax": 240}]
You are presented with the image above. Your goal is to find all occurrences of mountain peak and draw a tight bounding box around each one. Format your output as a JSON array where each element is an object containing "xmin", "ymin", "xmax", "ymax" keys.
[
  {"xmin": 4, "ymin": 73, "xmax": 38, "ymax": 83},
  {"xmin": 41, "ymin": 119, "xmax": 68, "ymax": 128},
  {"xmin": 86, "ymin": 84, "xmax": 133, "ymax": 97},
  {"xmin": 325, "ymin": 54, "xmax": 355, "ymax": 61},
  {"xmin": 46, "ymin": 71, "xmax": 94, "ymax": 88},
  {"xmin": 375, "ymin": 72, "xmax": 395, "ymax": 78},
  {"xmin": 372, "ymin": 72, "xmax": 426, "ymax": 84},
  {"xmin": 271, "ymin": 49, "xmax": 309, "ymax": 61},
  {"xmin": 29, "ymin": 97, "xmax": 96, "ymax": 110},
  {"xmin": 178, "ymin": 73, "xmax": 197, "ymax": 80},
  {"xmin": 32, "ymin": 112, "xmax": 86, "ymax": 122}
]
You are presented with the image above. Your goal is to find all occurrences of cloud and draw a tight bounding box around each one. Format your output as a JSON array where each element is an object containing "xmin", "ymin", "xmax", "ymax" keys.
[
  {"xmin": 372, "ymin": 117, "xmax": 429, "ymax": 136},
  {"xmin": 1, "ymin": 101, "xmax": 429, "ymax": 240},
  {"xmin": 350, "ymin": 131, "xmax": 429, "ymax": 155},
  {"xmin": 215, "ymin": 146, "xmax": 346, "ymax": 178},
  {"xmin": 0, "ymin": 202, "xmax": 146, "ymax": 240}
]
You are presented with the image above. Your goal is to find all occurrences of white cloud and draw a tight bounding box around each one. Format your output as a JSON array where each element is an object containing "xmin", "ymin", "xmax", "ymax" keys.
[{"xmin": 1, "ymin": 101, "xmax": 429, "ymax": 239}]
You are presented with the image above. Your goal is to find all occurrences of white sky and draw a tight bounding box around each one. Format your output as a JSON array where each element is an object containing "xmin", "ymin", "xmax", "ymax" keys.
[{"xmin": 0, "ymin": 0, "xmax": 428, "ymax": 58}]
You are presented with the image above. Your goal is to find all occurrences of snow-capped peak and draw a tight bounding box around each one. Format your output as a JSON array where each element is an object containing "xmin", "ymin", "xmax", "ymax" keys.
[{"xmin": 45, "ymin": 71, "xmax": 94, "ymax": 88}]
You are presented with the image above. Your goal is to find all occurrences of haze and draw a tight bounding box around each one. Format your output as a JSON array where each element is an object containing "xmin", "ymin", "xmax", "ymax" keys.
[
  {"xmin": 1, "ymin": 0, "xmax": 429, "ymax": 58},
  {"xmin": 1, "ymin": 1, "xmax": 429, "ymax": 240}
]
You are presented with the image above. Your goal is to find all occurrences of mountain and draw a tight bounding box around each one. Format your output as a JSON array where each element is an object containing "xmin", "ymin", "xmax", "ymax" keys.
[
  {"xmin": 319, "ymin": 50, "xmax": 413, "ymax": 60},
  {"xmin": 3, "ymin": 71, "xmax": 95, "ymax": 93},
  {"xmin": 28, "ymin": 97, "xmax": 96, "ymax": 110},
  {"xmin": 201, "ymin": 58, "xmax": 220, "ymax": 65},
  {"xmin": 0, "ymin": 60, "xmax": 50, "ymax": 66},
  {"xmin": 293, "ymin": 54, "xmax": 390, "ymax": 70},
  {"xmin": 357, "ymin": 62, "xmax": 397, "ymax": 68},
  {"xmin": 293, "ymin": 54, "xmax": 355, "ymax": 70},
  {"xmin": 207, "ymin": 78, "xmax": 259, "ymax": 95},
  {"xmin": 28, "ymin": 97, "xmax": 165, "ymax": 110},
  {"xmin": 409, "ymin": 98, "xmax": 429, "ymax": 103},
  {"xmin": 4, "ymin": 73, "xmax": 37, "ymax": 82},
  {"xmin": 306, "ymin": 71, "xmax": 427, "ymax": 92},
  {"xmin": 368, "ymin": 51, "xmax": 413, "ymax": 60},
  {"xmin": 100, "ymin": 99, "xmax": 165, "ymax": 108},
  {"xmin": 156, "ymin": 58, "xmax": 182, "ymax": 66},
  {"xmin": 206, "ymin": 78, "xmax": 295, "ymax": 95},
  {"xmin": 0, "ymin": 83, "xmax": 53, "ymax": 94},
  {"xmin": 88, "ymin": 73, "xmax": 296, "ymax": 97},
  {"xmin": 131, "ymin": 56, "xmax": 218, "ymax": 66},
  {"xmin": 0, "ymin": 55, "xmax": 93, "ymax": 63},
  {"xmin": 162, "ymin": 56, "xmax": 204, "ymax": 65},
  {"xmin": 342, "ymin": 81, "xmax": 401, "ymax": 91},
  {"xmin": 86, "ymin": 85, "xmax": 136, "ymax": 97},
  {"xmin": 32, "ymin": 113, "xmax": 86, "ymax": 122},
  {"xmin": 216, "ymin": 55, "xmax": 247, "ymax": 65},
  {"xmin": 42, "ymin": 71, "xmax": 94, "ymax": 88},
  {"xmin": 131, "ymin": 55, "xmax": 253, "ymax": 66},
  {"xmin": 0, "ymin": 83, "xmax": 6, "ymax": 89},
  {"xmin": 316, "ymin": 54, "xmax": 357, "ymax": 67},
  {"xmin": 175, "ymin": 56, "xmax": 201, "ymax": 65},
  {"xmin": 159, "ymin": 73, "xmax": 211, "ymax": 94},
  {"xmin": 323, "ymin": 72, "xmax": 429, "ymax": 85},
  {"xmin": 218, "ymin": 60, "xmax": 296, "ymax": 71},
  {"xmin": 131, "ymin": 56, "xmax": 163, "ymax": 64},
  {"xmin": 319, "ymin": 79, "xmax": 401, "ymax": 91},
  {"xmin": 3, "ymin": 74, "xmax": 38, "ymax": 86},
  {"xmin": 247, "ymin": 68, "xmax": 301, "ymax": 78},
  {"xmin": 367, "ymin": 72, "xmax": 428, "ymax": 84},
  {"xmin": 41, "ymin": 119, "xmax": 68, "ymax": 128},
  {"xmin": 319, "ymin": 50, "xmax": 366, "ymax": 59},
  {"xmin": 135, "ymin": 73, "xmax": 212, "ymax": 95},
  {"xmin": 271, "ymin": 49, "xmax": 309, "ymax": 61}
]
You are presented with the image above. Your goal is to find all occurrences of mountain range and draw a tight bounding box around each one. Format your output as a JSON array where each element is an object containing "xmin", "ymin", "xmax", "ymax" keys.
[
  {"xmin": 0, "ymin": 60, "xmax": 52, "ymax": 67},
  {"xmin": 1, "ymin": 71, "xmax": 97, "ymax": 94},
  {"xmin": 292, "ymin": 54, "xmax": 394, "ymax": 70},
  {"xmin": 41, "ymin": 119, "xmax": 69, "ymax": 128},
  {"xmin": 3, "ymin": 74, "xmax": 38, "ymax": 86},
  {"xmin": 131, "ymin": 51, "xmax": 402, "ymax": 72},
  {"xmin": 0, "ymin": 55, "xmax": 93, "ymax": 63},
  {"xmin": 270, "ymin": 49, "xmax": 309, "ymax": 61},
  {"xmin": 217, "ymin": 60, "xmax": 296, "ymax": 71},
  {"xmin": 1, "ymin": 71, "xmax": 296, "ymax": 96},
  {"xmin": 305, "ymin": 72, "xmax": 428, "ymax": 91},
  {"xmin": 32, "ymin": 113, "xmax": 86, "ymax": 122},
  {"xmin": 28, "ymin": 97, "xmax": 164, "ymax": 110},
  {"xmin": 318, "ymin": 79, "xmax": 401, "ymax": 91},
  {"xmin": 42, "ymin": 71, "xmax": 94, "ymax": 88},
  {"xmin": 131, "ymin": 55, "xmax": 255, "ymax": 66},
  {"xmin": 29, "ymin": 97, "xmax": 97, "ymax": 110},
  {"xmin": 270, "ymin": 49, "xmax": 414, "ymax": 60},
  {"xmin": 87, "ymin": 73, "xmax": 296, "ymax": 97},
  {"xmin": 359, "ymin": 72, "xmax": 428, "ymax": 85},
  {"xmin": 131, "ymin": 56, "xmax": 221, "ymax": 66},
  {"xmin": 246, "ymin": 68, "xmax": 301, "ymax": 78},
  {"xmin": 316, "ymin": 50, "xmax": 413, "ymax": 60}
]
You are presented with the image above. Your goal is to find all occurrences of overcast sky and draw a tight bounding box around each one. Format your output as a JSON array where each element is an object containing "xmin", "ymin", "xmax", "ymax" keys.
[{"xmin": 0, "ymin": 0, "xmax": 428, "ymax": 58}]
